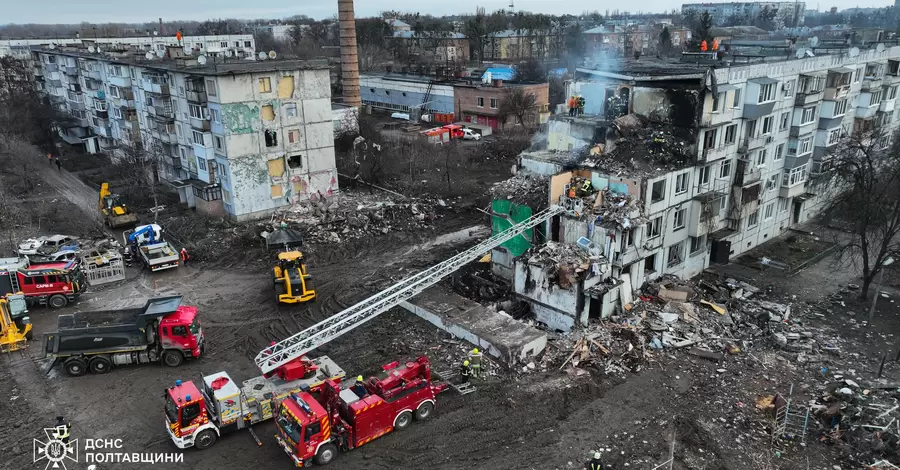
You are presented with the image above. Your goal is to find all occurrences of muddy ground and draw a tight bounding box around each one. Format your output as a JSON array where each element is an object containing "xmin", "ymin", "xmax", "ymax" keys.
[{"xmin": 3, "ymin": 157, "xmax": 900, "ymax": 470}]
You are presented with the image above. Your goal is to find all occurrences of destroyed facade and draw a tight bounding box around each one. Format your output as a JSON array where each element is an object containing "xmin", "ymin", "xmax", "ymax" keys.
[
  {"xmin": 492, "ymin": 46, "xmax": 900, "ymax": 331},
  {"xmin": 34, "ymin": 45, "xmax": 338, "ymax": 221}
]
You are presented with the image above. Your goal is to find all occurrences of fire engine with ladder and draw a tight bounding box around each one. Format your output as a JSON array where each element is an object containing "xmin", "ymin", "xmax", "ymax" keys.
[{"xmin": 164, "ymin": 206, "xmax": 564, "ymax": 464}]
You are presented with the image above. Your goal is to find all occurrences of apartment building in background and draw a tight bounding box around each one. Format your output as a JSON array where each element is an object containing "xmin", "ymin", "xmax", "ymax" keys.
[
  {"xmin": 1, "ymin": 34, "xmax": 256, "ymax": 59},
  {"xmin": 34, "ymin": 45, "xmax": 337, "ymax": 221},
  {"xmin": 498, "ymin": 46, "xmax": 900, "ymax": 329},
  {"xmin": 681, "ymin": 2, "xmax": 806, "ymax": 27}
]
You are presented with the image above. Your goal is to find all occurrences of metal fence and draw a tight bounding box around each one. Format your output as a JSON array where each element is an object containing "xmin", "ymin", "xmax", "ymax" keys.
[{"xmin": 83, "ymin": 258, "xmax": 126, "ymax": 286}]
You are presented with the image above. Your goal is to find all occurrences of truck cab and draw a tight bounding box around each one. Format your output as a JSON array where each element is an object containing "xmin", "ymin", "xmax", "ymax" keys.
[
  {"xmin": 276, "ymin": 392, "xmax": 335, "ymax": 466},
  {"xmin": 165, "ymin": 380, "xmax": 216, "ymax": 449}
]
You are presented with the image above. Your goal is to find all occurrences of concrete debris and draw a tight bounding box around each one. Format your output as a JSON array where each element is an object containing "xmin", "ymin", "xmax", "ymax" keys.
[
  {"xmin": 580, "ymin": 114, "xmax": 695, "ymax": 176},
  {"xmin": 273, "ymin": 193, "xmax": 439, "ymax": 245},
  {"xmin": 525, "ymin": 241, "xmax": 607, "ymax": 288},
  {"xmin": 490, "ymin": 174, "xmax": 549, "ymax": 210}
]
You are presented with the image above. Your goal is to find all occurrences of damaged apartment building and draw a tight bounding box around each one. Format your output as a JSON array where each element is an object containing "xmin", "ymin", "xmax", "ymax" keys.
[
  {"xmin": 491, "ymin": 46, "xmax": 900, "ymax": 331},
  {"xmin": 34, "ymin": 45, "xmax": 337, "ymax": 221}
]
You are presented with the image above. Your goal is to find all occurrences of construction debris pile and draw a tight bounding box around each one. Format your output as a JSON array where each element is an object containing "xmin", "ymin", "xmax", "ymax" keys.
[
  {"xmin": 582, "ymin": 114, "xmax": 694, "ymax": 174},
  {"xmin": 490, "ymin": 174, "xmax": 549, "ymax": 210},
  {"xmin": 276, "ymin": 193, "xmax": 438, "ymax": 245},
  {"xmin": 545, "ymin": 274, "xmax": 822, "ymax": 377},
  {"xmin": 525, "ymin": 241, "xmax": 607, "ymax": 289},
  {"xmin": 585, "ymin": 190, "xmax": 647, "ymax": 231}
]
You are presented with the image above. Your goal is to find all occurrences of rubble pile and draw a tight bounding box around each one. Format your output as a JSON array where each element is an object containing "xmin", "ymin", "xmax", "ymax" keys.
[
  {"xmin": 490, "ymin": 174, "xmax": 549, "ymax": 210},
  {"xmin": 582, "ymin": 189, "xmax": 647, "ymax": 230},
  {"xmin": 582, "ymin": 113, "xmax": 694, "ymax": 174},
  {"xmin": 525, "ymin": 241, "xmax": 606, "ymax": 289},
  {"xmin": 276, "ymin": 193, "xmax": 438, "ymax": 245}
]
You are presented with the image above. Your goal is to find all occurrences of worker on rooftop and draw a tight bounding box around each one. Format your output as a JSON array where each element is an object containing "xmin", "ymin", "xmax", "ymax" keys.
[
  {"xmin": 468, "ymin": 348, "xmax": 483, "ymax": 378},
  {"xmin": 568, "ymin": 96, "xmax": 577, "ymax": 116}
]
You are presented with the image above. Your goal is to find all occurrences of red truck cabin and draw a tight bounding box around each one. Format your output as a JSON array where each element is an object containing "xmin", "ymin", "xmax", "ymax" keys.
[
  {"xmin": 165, "ymin": 380, "xmax": 209, "ymax": 440},
  {"xmin": 158, "ymin": 305, "xmax": 203, "ymax": 358},
  {"xmin": 276, "ymin": 392, "xmax": 331, "ymax": 465}
]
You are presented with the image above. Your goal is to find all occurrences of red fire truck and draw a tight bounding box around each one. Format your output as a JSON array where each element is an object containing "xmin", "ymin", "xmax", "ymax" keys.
[
  {"xmin": 274, "ymin": 357, "xmax": 447, "ymax": 466},
  {"xmin": 0, "ymin": 258, "xmax": 86, "ymax": 308}
]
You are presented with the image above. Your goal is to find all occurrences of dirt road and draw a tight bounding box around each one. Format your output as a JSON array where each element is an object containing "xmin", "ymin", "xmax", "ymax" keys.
[{"xmin": 3, "ymin": 165, "xmax": 898, "ymax": 470}]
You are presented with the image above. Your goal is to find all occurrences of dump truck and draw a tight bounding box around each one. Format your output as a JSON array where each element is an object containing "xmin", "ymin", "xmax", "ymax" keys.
[
  {"xmin": 1, "ymin": 294, "xmax": 31, "ymax": 353},
  {"xmin": 99, "ymin": 182, "xmax": 139, "ymax": 228},
  {"xmin": 165, "ymin": 356, "xmax": 345, "ymax": 449},
  {"xmin": 274, "ymin": 357, "xmax": 447, "ymax": 466},
  {"xmin": 43, "ymin": 295, "xmax": 203, "ymax": 376},
  {"xmin": 124, "ymin": 224, "xmax": 180, "ymax": 272}
]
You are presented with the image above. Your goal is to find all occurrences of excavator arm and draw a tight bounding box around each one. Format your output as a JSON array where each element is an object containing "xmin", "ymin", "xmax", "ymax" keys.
[{"xmin": 255, "ymin": 205, "xmax": 565, "ymax": 375}]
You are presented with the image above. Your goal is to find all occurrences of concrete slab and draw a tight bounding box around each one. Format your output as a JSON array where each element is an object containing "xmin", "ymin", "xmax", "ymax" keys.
[{"xmin": 401, "ymin": 285, "xmax": 547, "ymax": 366}]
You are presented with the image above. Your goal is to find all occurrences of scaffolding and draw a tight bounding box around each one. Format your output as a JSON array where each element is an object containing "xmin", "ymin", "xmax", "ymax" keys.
[
  {"xmin": 771, "ymin": 384, "xmax": 810, "ymax": 454},
  {"xmin": 82, "ymin": 258, "xmax": 126, "ymax": 286}
]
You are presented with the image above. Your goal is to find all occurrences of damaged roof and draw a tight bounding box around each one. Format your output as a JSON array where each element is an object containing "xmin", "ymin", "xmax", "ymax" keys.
[{"xmin": 577, "ymin": 58, "xmax": 707, "ymax": 80}]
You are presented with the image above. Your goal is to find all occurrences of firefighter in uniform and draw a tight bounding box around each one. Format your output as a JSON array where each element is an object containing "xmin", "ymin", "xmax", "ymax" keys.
[
  {"xmin": 460, "ymin": 360, "xmax": 471, "ymax": 384},
  {"xmin": 54, "ymin": 416, "xmax": 71, "ymax": 449},
  {"xmin": 351, "ymin": 375, "xmax": 367, "ymax": 398},
  {"xmin": 587, "ymin": 451, "xmax": 605, "ymax": 470},
  {"xmin": 468, "ymin": 348, "xmax": 483, "ymax": 378}
]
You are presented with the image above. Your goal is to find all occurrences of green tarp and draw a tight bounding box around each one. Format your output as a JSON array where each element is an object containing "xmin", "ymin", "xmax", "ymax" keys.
[{"xmin": 491, "ymin": 200, "xmax": 534, "ymax": 257}]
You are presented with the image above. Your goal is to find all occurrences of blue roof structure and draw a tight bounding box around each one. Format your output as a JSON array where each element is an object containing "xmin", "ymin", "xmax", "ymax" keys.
[{"xmin": 481, "ymin": 67, "xmax": 516, "ymax": 81}]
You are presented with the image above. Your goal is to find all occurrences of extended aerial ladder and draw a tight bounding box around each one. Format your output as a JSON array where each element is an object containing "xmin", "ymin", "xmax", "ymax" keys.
[{"xmin": 255, "ymin": 205, "xmax": 565, "ymax": 375}]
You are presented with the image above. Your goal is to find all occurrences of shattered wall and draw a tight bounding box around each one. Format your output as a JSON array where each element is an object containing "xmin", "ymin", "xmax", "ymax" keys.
[
  {"xmin": 513, "ymin": 260, "xmax": 603, "ymax": 332},
  {"xmin": 215, "ymin": 68, "xmax": 337, "ymax": 220},
  {"xmin": 632, "ymin": 87, "xmax": 699, "ymax": 127}
]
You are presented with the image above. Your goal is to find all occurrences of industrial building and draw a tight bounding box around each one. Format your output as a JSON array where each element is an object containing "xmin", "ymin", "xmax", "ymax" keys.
[
  {"xmin": 493, "ymin": 45, "xmax": 900, "ymax": 330},
  {"xmin": 33, "ymin": 44, "xmax": 337, "ymax": 221}
]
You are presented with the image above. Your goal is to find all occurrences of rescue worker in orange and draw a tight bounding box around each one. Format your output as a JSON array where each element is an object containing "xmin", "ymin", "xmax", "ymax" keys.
[
  {"xmin": 568, "ymin": 96, "xmax": 577, "ymax": 116},
  {"xmin": 180, "ymin": 247, "xmax": 190, "ymax": 265}
]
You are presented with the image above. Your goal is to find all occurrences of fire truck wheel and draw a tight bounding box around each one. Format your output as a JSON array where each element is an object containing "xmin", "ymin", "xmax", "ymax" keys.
[
  {"xmin": 48, "ymin": 295, "xmax": 68, "ymax": 309},
  {"xmin": 63, "ymin": 357, "xmax": 87, "ymax": 377},
  {"xmin": 162, "ymin": 350, "xmax": 184, "ymax": 367},
  {"xmin": 414, "ymin": 401, "xmax": 434, "ymax": 421},
  {"xmin": 313, "ymin": 443, "xmax": 337, "ymax": 466},
  {"xmin": 393, "ymin": 411, "xmax": 413, "ymax": 431},
  {"xmin": 89, "ymin": 356, "xmax": 112, "ymax": 374},
  {"xmin": 195, "ymin": 429, "xmax": 217, "ymax": 449}
]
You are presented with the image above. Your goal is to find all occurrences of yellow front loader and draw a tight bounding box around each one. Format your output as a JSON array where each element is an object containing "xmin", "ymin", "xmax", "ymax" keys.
[
  {"xmin": 0, "ymin": 296, "xmax": 31, "ymax": 353},
  {"xmin": 99, "ymin": 182, "xmax": 139, "ymax": 228},
  {"xmin": 273, "ymin": 251, "xmax": 316, "ymax": 304}
]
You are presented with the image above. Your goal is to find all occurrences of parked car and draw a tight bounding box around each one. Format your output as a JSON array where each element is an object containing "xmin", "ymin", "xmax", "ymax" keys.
[
  {"xmin": 17, "ymin": 237, "xmax": 48, "ymax": 255},
  {"xmin": 461, "ymin": 128, "xmax": 482, "ymax": 141},
  {"xmin": 37, "ymin": 248, "xmax": 79, "ymax": 263},
  {"xmin": 36, "ymin": 235, "xmax": 78, "ymax": 255},
  {"xmin": 391, "ymin": 112, "xmax": 411, "ymax": 121}
]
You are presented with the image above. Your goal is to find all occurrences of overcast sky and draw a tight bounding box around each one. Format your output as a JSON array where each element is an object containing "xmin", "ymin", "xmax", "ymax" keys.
[{"xmin": 1, "ymin": 0, "xmax": 894, "ymax": 25}]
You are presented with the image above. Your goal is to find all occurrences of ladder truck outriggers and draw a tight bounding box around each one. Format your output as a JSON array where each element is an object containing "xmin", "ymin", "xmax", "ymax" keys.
[{"xmin": 164, "ymin": 206, "xmax": 564, "ymax": 460}]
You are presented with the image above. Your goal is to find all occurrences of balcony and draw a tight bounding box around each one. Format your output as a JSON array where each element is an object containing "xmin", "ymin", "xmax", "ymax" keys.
[
  {"xmin": 87, "ymin": 69, "xmax": 102, "ymax": 81},
  {"xmin": 48, "ymin": 78, "xmax": 62, "ymax": 88},
  {"xmin": 189, "ymin": 116, "xmax": 211, "ymax": 131},
  {"xmin": 108, "ymin": 76, "xmax": 132, "ymax": 88},
  {"xmin": 142, "ymin": 79, "xmax": 170, "ymax": 96},
  {"xmin": 687, "ymin": 194, "xmax": 725, "ymax": 237},
  {"xmin": 93, "ymin": 123, "xmax": 112, "ymax": 138},
  {"xmin": 186, "ymin": 89, "xmax": 208, "ymax": 103},
  {"xmin": 790, "ymin": 121, "xmax": 816, "ymax": 138},
  {"xmin": 93, "ymin": 108, "xmax": 109, "ymax": 119},
  {"xmin": 880, "ymin": 99, "xmax": 896, "ymax": 113},
  {"xmin": 63, "ymin": 65, "xmax": 78, "ymax": 76},
  {"xmin": 824, "ymin": 85, "xmax": 850, "ymax": 101},
  {"xmin": 68, "ymin": 100, "xmax": 85, "ymax": 111},
  {"xmin": 170, "ymin": 156, "xmax": 183, "ymax": 169},
  {"xmin": 43, "ymin": 63, "xmax": 58, "ymax": 73},
  {"xmin": 71, "ymin": 117, "xmax": 90, "ymax": 128},
  {"xmin": 700, "ymin": 108, "xmax": 734, "ymax": 127},
  {"xmin": 33, "ymin": 66, "xmax": 43, "ymax": 77},
  {"xmin": 151, "ymin": 127, "xmax": 177, "ymax": 144},
  {"xmin": 738, "ymin": 134, "xmax": 772, "ymax": 153},
  {"xmin": 856, "ymin": 104, "xmax": 879, "ymax": 120},
  {"xmin": 794, "ymin": 90, "xmax": 823, "ymax": 106},
  {"xmin": 147, "ymin": 104, "xmax": 175, "ymax": 120},
  {"xmin": 779, "ymin": 181, "xmax": 806, "ymax": 198},
  {"xmin": 862, "ymin": 77, "xmax": 883, "ymax": 91},
  {"xmin": 733, "ymin": 158, "xmax": 762, "ymax": 187},
  {"xmin": 699, "ymin": 142, "xmax": 735, "ymax": 163}
]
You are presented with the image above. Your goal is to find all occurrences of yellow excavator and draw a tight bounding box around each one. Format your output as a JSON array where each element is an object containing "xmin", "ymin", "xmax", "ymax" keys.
[
  {"xmin": 1, "ymin": 294, "xmax": 31, "ymax": 353},
  {"xmin": 267, "ymin": 228, "xmax": 316, "ymax": 304},
  {"xmin": 99, "ymin": 182, "xmax": 139, "ymax": 228}
]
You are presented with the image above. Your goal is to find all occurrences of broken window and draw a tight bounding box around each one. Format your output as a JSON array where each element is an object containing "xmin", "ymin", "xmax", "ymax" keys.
[
  {"xmin": 651, "ymin": 180, "xmax": 665, "ymax": 203},
  {"xmin": 699, "ymin": 165, "xmax": 710, "ymax": 185},
  {"xmin": 288, "ymin": 129, "xmax": 301, "ymax": 144},
  {"xmin": 287, "ymin": 154, "xmax": 303, "ymax": 169},
  {"xmin": 675, "ymin": 173, "xmax": 689, "ymax": 194},
  {"xmin": 264, "ymin": 129, "xmax": 278, "ymax": 147},
  {"xmin": 647, "ymin": 216, "xmax": 662, "ymax": 239},
  {"xmin": 690, "ymin": 236, "xmax": 705, "ymax": 255},
  {"xmin": 267, "ymin": 158, "xmax": 285, "ymax": 177},
  {"xmin": 673, "ymin": 209, "xmax": 686, "ymax": 231},
  {"xmin": 271, "ymin": 184, "xmax": 283, "ymax": 198},
  {"xmin": 747, "ymin": 210, "xmax": 759, "ymax": 228},
  {"xmin": 261, "ymin": 105, "xmax": 275, "ymax": 121},
  {"xmin": 779, "ymin": 112, "xmax": 790, "ymax": 130},
  {"xmin": 259, "ymin": 77, "xmax": 272, "ymax": 93},
  {"xmin": 214, "ymin": 136, "xmax": 224, "ymax": 151},
  {"xmin": 644, "ymin": 253, "xmax": 657, "ymax": 273},
  {"xmin": 667, "ymin": 241, "xmax": 684, "ymax": 267},
  {"xmin": 283, "ymin": 103, "xmax": 298, "ymax": 118},
  {"xmin": 703, "ymin": 128, "xmax": 718, "ymax": 149},
  {"xmin": 719, "ymin": 160, "xmax": 731, "ymax": 179},
  {"xmin": 622, "ymin": 229, "xmax": 635, "ymax": 247},
  {"xmin": 724, "ymin": 125, "xmax": 736, "ymax": 145}
]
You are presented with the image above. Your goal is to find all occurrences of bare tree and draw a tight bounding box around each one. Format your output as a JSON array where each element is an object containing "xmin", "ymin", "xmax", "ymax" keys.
[
  {"xmin": 818, "ymin": 122, "xmax": 900, "ymax": 299},
  {"xmin": 499, "ymin": 87, "xmax": 538, "ymax": 128},
  {"xmin": 114, "ymin": 143, "xmax": 164, "ymax": 222}
]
